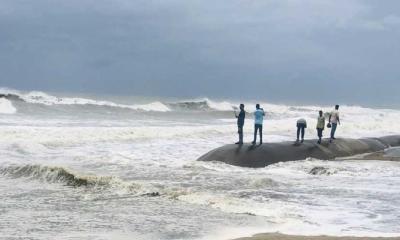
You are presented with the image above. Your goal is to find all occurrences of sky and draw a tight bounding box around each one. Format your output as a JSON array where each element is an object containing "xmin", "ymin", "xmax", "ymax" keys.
[{"xmin": 0, "ymin": 0, "xmax": 399, "ymax": 105}]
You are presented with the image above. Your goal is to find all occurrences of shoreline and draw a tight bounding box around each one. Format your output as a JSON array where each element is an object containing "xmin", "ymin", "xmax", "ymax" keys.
[{"xmin": 233, "ymin": 233, "xmax": 400, "ymax": 240}]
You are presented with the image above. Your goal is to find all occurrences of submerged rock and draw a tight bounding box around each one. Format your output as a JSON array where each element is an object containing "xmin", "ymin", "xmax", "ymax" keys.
[{"xmin": 309, "ymin": 166, "xmax": 335, "ymax": 175}]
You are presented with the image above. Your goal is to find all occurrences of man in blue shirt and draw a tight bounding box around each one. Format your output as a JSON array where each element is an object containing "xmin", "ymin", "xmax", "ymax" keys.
[
  {"xmin": 252, "ymin": 104, "xmax": 265, "ymax": 145},
  {"xmin": 235, "ymin": 104, "xmax": 245, "ymax": 144}
]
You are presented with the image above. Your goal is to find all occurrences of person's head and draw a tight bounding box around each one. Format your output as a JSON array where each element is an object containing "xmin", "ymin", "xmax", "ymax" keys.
[
  {"xmin": 319, "ymin": 110, "xmax": 323, "ymax": 116},
  {"xmin": 256, "ymin": 104, "xmax": 260, "ymax": 109},
  {"xmin": 335, "ymin": 105, "xmax": 339, "ymax": 110},
  {"xmin": 240, "ymin": 104, "xmax": 244, "ymax": 110}
]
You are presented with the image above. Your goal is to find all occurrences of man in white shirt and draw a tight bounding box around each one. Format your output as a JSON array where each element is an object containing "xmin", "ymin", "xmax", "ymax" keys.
[
  {"xmin": 329, "ymin": 105, "xmax": 340, "ymax": 142},
  {"xmin": 252, "ymin": 104, "xmax": 265, "ymax": 145}
]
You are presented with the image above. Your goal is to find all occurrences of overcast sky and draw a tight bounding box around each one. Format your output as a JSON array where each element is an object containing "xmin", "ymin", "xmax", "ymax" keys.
[{"xmin": 0, "ymin": 0, "xmax": 399, "ymax": 105}]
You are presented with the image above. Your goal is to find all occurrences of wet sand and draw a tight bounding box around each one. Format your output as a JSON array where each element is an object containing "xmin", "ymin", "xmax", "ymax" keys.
[{"xmin": 233, "ymin": 233, "xmax": 400, "ymax": 240}]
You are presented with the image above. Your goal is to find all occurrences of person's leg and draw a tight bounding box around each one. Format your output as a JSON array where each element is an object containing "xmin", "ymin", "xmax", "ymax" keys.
[
  {"xmin": 239, "ymin": 126, "xmax": 243, "ymax": 143},
  {"xmin": 301, "ymin": 126, "xmax": 305, "ymax": 142},
  {"xmin": 296, "ymin": 126, "xmax": 300, "ymax": 141},
  {"xmin": 237, "ymin": 126, "xmax": 243, "ymax": 144},
  {"xmin": 317, "ymin": 128, "xmax": 322, "ymax": 143},
  {"xmin": 331, "ymin": 123, "xmax": 337, "ymax": 139},
  {"xmin": 259, "ymin": 125, "xmax": 263, "ymax": 144},
  {"xmin": 253, "ymin": 125, "xmax": 257, "ymax": 144}
]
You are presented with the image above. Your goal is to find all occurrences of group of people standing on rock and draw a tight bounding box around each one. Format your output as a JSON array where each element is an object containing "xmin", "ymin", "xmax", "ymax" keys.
[{"xmin": 234, "ymin": 104, "xmax": 341, "ymax": 145}]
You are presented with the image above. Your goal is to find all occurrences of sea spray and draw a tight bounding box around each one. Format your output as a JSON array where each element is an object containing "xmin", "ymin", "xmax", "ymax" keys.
[{"xmin": 0, "ymin": 98, "xmax": 17, "ymax": 114}]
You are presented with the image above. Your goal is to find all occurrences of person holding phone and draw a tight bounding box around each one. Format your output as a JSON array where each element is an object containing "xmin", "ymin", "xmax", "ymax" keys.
[{"xmin": 235, "ymin": 104, "xmax": 245, "ymax": 144}]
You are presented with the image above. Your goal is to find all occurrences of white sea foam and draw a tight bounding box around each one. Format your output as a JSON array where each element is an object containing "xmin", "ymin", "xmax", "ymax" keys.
[
  {"xmin": 1, "ymin": 88, "xmax": 400, "ymax": 239},
  {"xmin": 205, "ymin": 98, "xmax": 235, "ymax": 111},
  {"xmin": 180, "ymin": 159, "xmax": 400, "ymax": 237},
  {"xmin": 0, "ymin": 98, "xmax": 17, "ymax": 114},
  {"xmin": 0, "ymin": 89, "xmax": 171, "ymax": 112},
  {"xmin": 21, "ymin": 91, "xmax": 171, "ymax": 112}
]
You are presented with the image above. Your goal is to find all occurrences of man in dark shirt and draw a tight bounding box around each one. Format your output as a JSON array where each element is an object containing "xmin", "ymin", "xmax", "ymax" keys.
[{"xmin": 235, "ymin": 104, "xmax": 245, "ymax": 144}]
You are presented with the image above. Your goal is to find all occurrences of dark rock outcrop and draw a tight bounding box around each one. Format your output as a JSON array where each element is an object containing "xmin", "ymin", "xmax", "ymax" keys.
[{"xmin": 197, "ymin": 135, "xmax": 400, "ymax": 168}]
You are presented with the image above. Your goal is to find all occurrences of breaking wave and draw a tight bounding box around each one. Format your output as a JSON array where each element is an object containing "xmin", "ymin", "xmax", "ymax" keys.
[
  {"xmin": 0, "ymin": 164, "xmax": 161, "ymax": 196},
  {"xmin": 0, "ymin": 98, "xmax": 16, "ymax": 114},
  {"xmin": 0, "ymin": 164, "xmax": 123, "ymax": 187},
  {"xmin": 168, "ymin": 99, "xmax": 235, "ymax": 111},
  {"xmin": 3, "ymin": 88, "xmax": 400, "ymax": 140},
  {"xmin": 0, "ymin": 88, "xmax": 237, "ymax": 112},
  {"xmin": 0, "ymin": 89, "xmax": 170, "ymax": 112}
]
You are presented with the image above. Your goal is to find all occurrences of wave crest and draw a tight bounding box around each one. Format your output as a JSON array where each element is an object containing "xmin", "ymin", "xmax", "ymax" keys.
[
  {"xmin": 0, "ymin": 98, "xmax": 17, "ymax": 114},
  {"xmin": 0, "ymin": 164, "xmax": 118, "ymax": 187},
  {"xmin": 0, "ymin": 164, "xmax": 178, "ymax": 198},
  {"xmin": 168, "ymin": 98, "xmax": 234, "ymax": 111},
  {"xmin": 1, "ymin": 88, "xmax": 238, "ymax": 112},
  {"xmin": 22, "ymin": 91, "xmax": 171, "ymax": 112}
]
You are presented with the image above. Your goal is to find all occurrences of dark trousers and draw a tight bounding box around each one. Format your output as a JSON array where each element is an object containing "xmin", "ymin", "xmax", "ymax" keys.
[
  {"xmin": 238, "ymin": 126, "xmax": 243, "ymax": 143},
  {"xmin": 330, "ymin": 123, "xmax": 338, "ymax": 139},
  {"xmin": 297, "ymin": 125, "xmax": 305, "ymax": 140},
  {"xmin": 317, "ymin": 128, "xmax": 323, "ymax": 141},
  {"xmin": 253, "ymin": 124, "xmax": 263, "ymax": 143}
]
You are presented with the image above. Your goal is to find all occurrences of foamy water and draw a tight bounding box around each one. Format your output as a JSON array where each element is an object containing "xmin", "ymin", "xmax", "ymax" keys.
[{"xmin": 1, "ymin": 89, "xmax": 400, "ymax": 240}]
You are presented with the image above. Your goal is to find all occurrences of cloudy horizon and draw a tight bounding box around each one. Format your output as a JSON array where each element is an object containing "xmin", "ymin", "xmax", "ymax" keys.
[{"xmin": 0, "ymin": 0, "xmax": 399, "ymax": 106}]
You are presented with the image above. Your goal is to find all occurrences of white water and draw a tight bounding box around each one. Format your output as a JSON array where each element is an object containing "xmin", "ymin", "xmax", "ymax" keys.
[
  {"xmin": 1, "ymin": 89, "xmax": 400, "ymax": 240},
  {"xmin": 0, "ymin": 98, "xmax": 17, "ymax": 114}
]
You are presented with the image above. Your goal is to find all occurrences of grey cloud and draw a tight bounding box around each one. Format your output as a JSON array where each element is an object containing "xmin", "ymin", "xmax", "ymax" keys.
[{"xmin": 0, "ymin": 0, "xmax": 399, "ymax": 106}]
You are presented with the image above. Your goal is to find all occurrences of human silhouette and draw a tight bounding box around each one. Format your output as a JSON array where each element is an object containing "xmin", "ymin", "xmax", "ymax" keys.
[
  {"xmin": 329, "ymin": 105, "xmax": 340, "ymax": 143},
  {"xmin": 235, "ymin": 104, "xmax": 245, "ymax": 144},
  {"xmin": 252, "ymin": 104, "xmax": 265, "ymax": 145},
  {"xmin": 296, "ymin": 118, "xmax": 307, "ymax": 143},
  {"xmin": 316, "ymin": 110, "xmax": 325, "ymax": 144}
]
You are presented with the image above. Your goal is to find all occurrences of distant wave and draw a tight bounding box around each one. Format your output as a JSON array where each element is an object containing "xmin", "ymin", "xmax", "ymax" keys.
[
  {"xmin": 0, "ymin": 89, "xmax": 171, "ymax": 112},
  {"xmin": 2, "ymin": 88, "xmax": 399, "ymax": 115},
  {"xmin": 168, "ymin": 98, "xmax": 235, "ymax": 111},
  {"xmin": 0, "ymin": 88, "xmax": 238, "ymax": 112},
  {"xmin": 168, "ymin": 100, "xmax": 210, "ymax": 110}
]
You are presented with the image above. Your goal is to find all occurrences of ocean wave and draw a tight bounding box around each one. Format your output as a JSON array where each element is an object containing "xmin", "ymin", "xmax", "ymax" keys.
[
  {"xmin": 0, "ymin": 98, "xmax": 17, "ymax": 114},
  {"xmin": 2, "ymin": 88, "xmax": 400, "ymax": 117},
  {"xmin": 0, "ymin": 89, "xmax": 171, "ymax": 112},
  {"xmin": 0, "ymin": 88, "xmax": 237, "ymax": 112},
  {"xmin": 21, "ymin": 91, "xmax": 171, "ymax": 112},
  {"xmin": 166, "ymin": 98, "xmax": 236, "ymax": 112},
  {"xmin": 168, "ymin": 100, "xmax": 211, "ymax": 111},
  {"xmin": 0, "ymin": 89, "xmax": 237, "ymax": 112},
  {"xmin": 0, "ymin": 164, "xmax": 162, "ymax": 196},
  {"xmin": 0, "ymin": 164, "xmax": 118, "ymax": 187}
]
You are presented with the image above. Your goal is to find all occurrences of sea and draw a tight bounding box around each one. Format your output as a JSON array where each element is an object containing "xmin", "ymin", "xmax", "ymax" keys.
[{"xmin": 1, "ymin": 88, "xmax": 400, "ymax": 240}]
